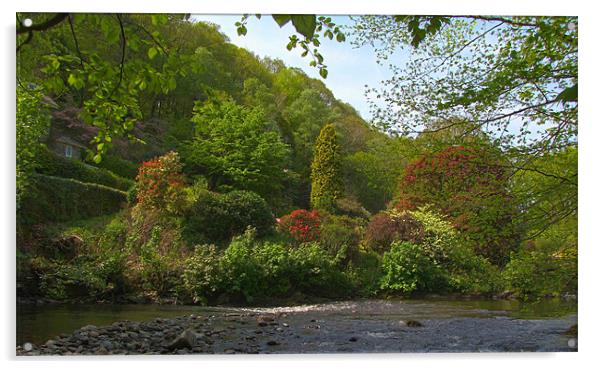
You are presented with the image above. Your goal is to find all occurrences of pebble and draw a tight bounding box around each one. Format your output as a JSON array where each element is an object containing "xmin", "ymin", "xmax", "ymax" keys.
[{"xmin": 15, "ymin": 306, "xmax": 577, "ymax": 355}]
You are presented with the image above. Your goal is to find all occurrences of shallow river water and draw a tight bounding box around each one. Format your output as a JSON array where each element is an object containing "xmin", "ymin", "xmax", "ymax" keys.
[{"xmin": 17, "ymin": 298, "xmax": 578, "ymax": 353}]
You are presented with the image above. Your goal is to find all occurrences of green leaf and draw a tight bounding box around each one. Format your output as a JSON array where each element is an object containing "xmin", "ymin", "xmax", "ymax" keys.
[
  {"xmin": 148, "ymin": 47, "xmax": 158, "ymax": 60},
  {"xmin": 556, "ymin": 84, "xmax": 578, "ymax": 102},
  {"xmin": 272, "ymin": 15, "xmax": 291, "ymax": 27},
  {"xmin": 151, "ymin": 15, "xmax": 168, "ymax": 26},
  {"xmin": 319, "ymin": 68, "xmax": 328, "ymax": 79},
  {"xmin": 168, "ymin": 77, "xmax": 177, "ymax": 91},
  {"xmin": 291, "ymin": 15, "xmax": 317, "ymax": 39},
  {"xmin": 336, "ymin": 32, "xmax": 346, "ymax": 42},
  {"xmin": 67, "ymin": 74, "xmax": 78, "ymax": 86},
  {"xmin": 93, "ymin": 154, "xmax": 102, "ymax": 164}
]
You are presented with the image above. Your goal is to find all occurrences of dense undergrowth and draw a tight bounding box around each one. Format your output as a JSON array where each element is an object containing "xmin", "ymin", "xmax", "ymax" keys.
[{"xmin": 16, "ymin": 152, "xmax": 577, "ymax": 304}]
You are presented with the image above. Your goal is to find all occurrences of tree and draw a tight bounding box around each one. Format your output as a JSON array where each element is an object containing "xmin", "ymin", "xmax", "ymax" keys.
[
  {"xmin": 397, "ymin": 145, "xmax": 520, "ymax": 265},
  {"xmin": 16, "ymin": 85, "xmax": 51, "ymax": 204},
  {"xmin": 352, "ymin": 15, "xmax": 577, "ymax": 240},
  {"xmin": 181, "ymin": 99, "xmax": 291, "ymax": 200},
  {"xmin": 343, "ymin": 135, "xmax": 410, "ymax": 213},
  {"xmin": 310, "ymin": 124, "xmax": 344, "ymax": 211},
  {"xmin": 17, "ymin": 13, "xmax": 188, "ymax": 161},
  {"xmin": 352, "ymin": 16, "xmax": 577, "ymax": 154},
  {"xmin": 235, "ymin": 15, "xmax": 347, "ymax": 78}
]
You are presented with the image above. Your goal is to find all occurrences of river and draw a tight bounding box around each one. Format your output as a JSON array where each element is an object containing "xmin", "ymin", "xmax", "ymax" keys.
[{"xmin": 17, "ymin": 298, "xmax": 578, "ymax": 353}]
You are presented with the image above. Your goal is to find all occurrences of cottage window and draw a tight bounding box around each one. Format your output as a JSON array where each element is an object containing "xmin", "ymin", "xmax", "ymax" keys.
[{"xmin": 65, "ymin": 144, "xmax": 73, "ymax": 158}]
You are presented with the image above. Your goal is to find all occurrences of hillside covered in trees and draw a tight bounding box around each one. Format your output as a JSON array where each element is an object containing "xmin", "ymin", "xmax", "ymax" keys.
[{"xmin": 16, "ymin": 14, "xmax": 577, "ymax": 306}]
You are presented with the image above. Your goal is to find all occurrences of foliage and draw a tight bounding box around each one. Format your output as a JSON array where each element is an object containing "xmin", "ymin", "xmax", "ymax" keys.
[
  {"xmin": 37, "ymin": 147, "xmax": 134, "ymax": 191},
  {"xmin": 407, "ymin": 206, "xmax": 503, "ymax": 294},
  {"xmin": 370, "ymin": 207, "xmax": 503, "ymax": 295},
  {"xmin": 343, "ymin": 135, "xmax": 410, "ymax": 213},
  {"xmin": 16, "ymin": 85, "xmax": 51, "ymax": 204},
  {"xmin": 30, "ymin": 253, "xmax": 126, "ymax": 300},
  {"xmin": 183, "ymin": 190, "xmax": 274, "ymax": 244},
  {"xmin": 353, "ymin": 16, "xmax": 577, "ymax": 154},
  {"xmin": 218, "ymin": 229, "xmax": 271, "ymax": 303},
  {"xmin": 345, "ymin": 249, "xmax": 383, "ymax": 297},
  {"xmin": 135, "ymin": 224, "xmax": 185, "ymax": 298},
  {"xmin": 511, "ymin": 147, "xmax": 577, "ymax": 238},
  {"xmin": 319, "ymin": 215, "xmax": 365, "ymax": 263},
  {"xmin": 380, "ymin": 241, "xmax": 447, "ymax": 295},
  {"xmin": 277, "ymin": 209, "xmax": 321, "ymax": 244},
  {"xmin": 310, "ymin": 124, "xmax": 344, "ymax": 211},
  {"xmin": 92, "ymin": 154, "xmax": 139, "ymax": 179},
  {"xmin": 182, "ymin": 245, "xmax": 222, "ymax": 304},
  {"xmin": 288, "ymin": 242, "xmax": 352, "ymax": 297},
  {"xmin": 333, "ymin": 197, "xmax": 371, "ymax": 219},
  {"xmin": 182, "ymin": 99, "xmax": 291, "ymax": 201},
  {"xmin": 189, "ymin": 229, "xmax": 351, "ymax": 303},
  {"xmin": 364, "ymin": 211, "xmax": 424, "ymax": 253},
  {"xmin": 503, "ymin": 216, "xmax": 577, "ymax": 299},
  {"xmin": 397, "ymin": 145, "xmax": 519, "ymax": 265},
  {"xmin": 18, "ymin": 13, "xmax": 187, "ymax": 159},
  {"xmin": 236, "ymin": 15, "xmax": 347, "ymax": 78},
  {"xmin": 18, "ymin": 174, "xmax": 127, "ymax": 225},
  {"xmin": 135, "ymin": 151, "xmax": 186, "ymax": 214}
]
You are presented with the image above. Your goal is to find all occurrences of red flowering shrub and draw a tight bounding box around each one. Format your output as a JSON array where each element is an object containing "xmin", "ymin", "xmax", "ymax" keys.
[
  {"xmin": 397, "ymin": 145, "xmax": 519, "ymax": 265},
  {"xmin": 278, "ymin": 209, "xmax": 321, "ymax": 243},
  {"xmin": 135, "ymin": 151, "xmax": 186, "ymax": 214}
]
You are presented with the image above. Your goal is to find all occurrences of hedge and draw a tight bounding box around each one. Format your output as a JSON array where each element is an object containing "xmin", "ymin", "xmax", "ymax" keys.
[
  {"xmin": 36, "ymin": 148, "xmax": 134, "ymax": 191},
  {"xmin": 92, "ymin": 154, "xmax": 139, "ymax": 179},
  {"xmin": 18, "ymin": 174, "xmax": 127, "ymax": 224}
]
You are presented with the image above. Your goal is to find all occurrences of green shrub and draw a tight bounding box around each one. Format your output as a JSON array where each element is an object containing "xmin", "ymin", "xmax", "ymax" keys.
[
  {"xmin": 126, "ymin": 185, "xmax": 138, "ymax": 205},
  {"xmin": 288, "ymin": 242, "xmax": 352, "ymax": 297},
  {"xmin": 30, "ymin": 252, "xmax": 126, "ymax": 300},
  {"xmin": 345, "ymin": 249, "xmax": 383, "ymax": 297},
  {"xmin": 409, "ymin": 207, "xmax": 503, "ymax": 294},
  {"xmin": 251, "ymin": 241, "xmax": 293, "ymax": 297},
  {"xmin": 182, "ymin": 245, "xmax": 222, "ymax": 304},
  {"xmin": 92, "ymin": 155, "xmax": 139, "ymax": 179},
  {"xmin": 408, "ymin": 207, "xmax": 460, "ymax": 261},
  {"xmin": 184, "ymin": 190, "xmax": 274, "ymax": 244},
  {"xmin": 218, "ymin": 229, "xmax": 266, "ymax": 302},
  {"xmin": 503, "ymin": 239, "xmax": 577, "ymax": 299},
  {"xmin": 183, "ymin": 229, "xmax": 351, "ymax": 303},
  {"xmin": 136, "ymin": 225, "xmax": 185, "ymax": 299},
  {"xmin": 18, "ymin": 174, "xmax": 127, "ymax": 224},
  {"xmin": 319, "ymin": 215, "xmax": 364, "ymax": 263},
  {"xmin": 334, "ymin": 197, "xmax": 371, "ymax": 219},
  {"xmin": 380, "ymin": 241, "xmax": 447, "ymax": 294},
  {"xmin": 37, "ymin": 148, "xmax": 134, "ymax": 191}
]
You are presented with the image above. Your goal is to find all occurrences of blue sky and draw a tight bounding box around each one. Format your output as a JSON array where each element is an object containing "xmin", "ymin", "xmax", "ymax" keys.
[{"xmin": 192, "ymin": 15, "xmax": 393, "ymax": 121}]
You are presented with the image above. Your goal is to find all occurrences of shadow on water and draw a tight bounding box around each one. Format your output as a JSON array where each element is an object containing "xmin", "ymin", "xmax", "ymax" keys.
[{"xmin": 16, "ymin": 297, "xmax": 577, "ymax": 346}]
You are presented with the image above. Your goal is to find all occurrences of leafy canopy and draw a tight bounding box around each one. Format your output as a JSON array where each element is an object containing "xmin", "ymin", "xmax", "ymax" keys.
[{"xmin": 182, "ymin": 99, "xmax": 291, "ymax": 198}]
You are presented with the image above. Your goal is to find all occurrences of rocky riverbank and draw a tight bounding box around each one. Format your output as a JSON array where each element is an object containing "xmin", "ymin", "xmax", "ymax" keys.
[{"xmin": 16, "ymin": 300, "xmax": 578, "ymax": 355}]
